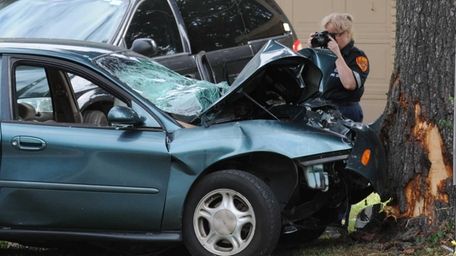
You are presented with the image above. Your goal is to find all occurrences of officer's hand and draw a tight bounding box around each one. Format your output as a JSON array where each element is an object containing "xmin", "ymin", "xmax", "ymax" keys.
[{"xmin": 327, "ymin": 36, "xmax": 342, "ymax": 57}]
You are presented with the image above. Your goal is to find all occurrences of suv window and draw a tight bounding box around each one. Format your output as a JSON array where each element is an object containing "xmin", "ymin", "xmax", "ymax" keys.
[
  {"xmin": 0, "ymin": 0, "xmax": 128, "ymax": 43},
  {"xmin": 176, "ymin": 0, "xmax": 245, "ymax": 52},
  {"xmin": 125, "ymin": 0, "xmax": 183, "ymax": 57},
  {"xmin": 238, "ymin": 0, "xmax": 286, "ymax": 41}
]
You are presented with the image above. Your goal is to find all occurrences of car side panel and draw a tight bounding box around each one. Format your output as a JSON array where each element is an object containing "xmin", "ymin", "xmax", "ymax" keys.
[
  {"xmin": 0, "ymin": 123, "xmax": 170, "ymax": 231},
  {"xmin": 161, "ymin": 120, "xmax": 351, "ymax": 230},
  {"xmin": 346, "ymin": 124, "xmax": 386, "ymax": 192}
]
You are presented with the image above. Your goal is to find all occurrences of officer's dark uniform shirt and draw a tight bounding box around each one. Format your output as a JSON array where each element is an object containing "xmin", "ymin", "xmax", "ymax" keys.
[{"xmin": 322, "ymin": 40, "xmax": 369, "ymax": 121}]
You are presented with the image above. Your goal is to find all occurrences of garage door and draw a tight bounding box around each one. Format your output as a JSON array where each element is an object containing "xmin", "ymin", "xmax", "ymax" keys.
[{"xmin": 276, "ymin": 0, "xmax": 395, "ymax": 123}]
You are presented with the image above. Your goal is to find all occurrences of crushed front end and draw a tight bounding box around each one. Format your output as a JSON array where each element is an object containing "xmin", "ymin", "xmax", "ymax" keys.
[
  {"xmin": 191, "ymin": 41, "xmax": 386, "ymax": 232},
  {"xmin": 282, "ymin": 100, "xmax": 386, "ymax": 232}
]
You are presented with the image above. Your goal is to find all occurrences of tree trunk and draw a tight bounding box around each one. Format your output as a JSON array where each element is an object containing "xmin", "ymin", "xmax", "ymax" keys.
[{"xmin": 379, "ymin": 0, "xmax": 456, "ymax": 224}]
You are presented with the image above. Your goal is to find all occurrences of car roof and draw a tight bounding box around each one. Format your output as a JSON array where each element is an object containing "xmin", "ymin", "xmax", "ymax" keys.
[{"xmin": 0, "ymin": 38, "xmax": 122, "ymax": 63}]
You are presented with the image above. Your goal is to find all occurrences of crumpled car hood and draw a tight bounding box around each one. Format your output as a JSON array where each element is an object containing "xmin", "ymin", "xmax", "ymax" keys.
[
  {"xmin": 193, "ymin": 41, "xmax": 323, "ymax": 126},
  {"xmin": 298, "ymin": 48, "xmax": 337, "ymax": 93}
]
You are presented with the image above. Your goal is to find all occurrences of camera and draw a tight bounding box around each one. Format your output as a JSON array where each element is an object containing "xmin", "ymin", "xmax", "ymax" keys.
[{"xmin": 310, "ymin": 31, "xmax": 336, "ymax": 48}]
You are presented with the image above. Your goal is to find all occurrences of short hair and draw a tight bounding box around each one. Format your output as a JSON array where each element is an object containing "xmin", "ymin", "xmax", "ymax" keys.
[{"xmin": 321, "ymin": 13, "xmax": 354, "ymax": 38}]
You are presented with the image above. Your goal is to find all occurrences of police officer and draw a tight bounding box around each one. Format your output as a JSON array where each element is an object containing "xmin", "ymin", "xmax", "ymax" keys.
[{"xmin": 308, "ymin": 13, "xmax": 369, "ymax": 122}]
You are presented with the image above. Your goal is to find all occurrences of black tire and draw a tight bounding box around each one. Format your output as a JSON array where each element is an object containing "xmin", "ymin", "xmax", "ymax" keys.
[
  {"xmin": 183, "ymin": 170, "xmax": 281, "ymax": 256},
  {"xmin": 83, "ymin": 110, "xmax": 108, "ymax": 126}
]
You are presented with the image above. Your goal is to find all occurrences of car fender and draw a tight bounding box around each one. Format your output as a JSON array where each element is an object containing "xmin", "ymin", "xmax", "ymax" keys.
[
  {"xmin": 345, "ymin": 123, "xmax": 386, "ymax": 192},
  {"xmin": 160, "ymin": 119, "xmax": 352, "ymax": 230}
]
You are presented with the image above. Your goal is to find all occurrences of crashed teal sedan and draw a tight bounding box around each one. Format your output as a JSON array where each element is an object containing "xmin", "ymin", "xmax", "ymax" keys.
[{"xmin": 0, "ymin": 39, "xmax": 384, "ymax": 256}]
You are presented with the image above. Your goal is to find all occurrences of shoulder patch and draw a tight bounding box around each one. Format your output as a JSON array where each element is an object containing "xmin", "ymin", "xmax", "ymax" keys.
[{"xmin": 356, "ymin": 56, "xmax": 369, "ymax": 72}]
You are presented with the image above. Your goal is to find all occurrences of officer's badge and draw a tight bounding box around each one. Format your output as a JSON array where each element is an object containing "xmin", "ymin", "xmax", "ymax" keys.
[{"xmin": 356, "ymin": 56, "xmax": 369, "ymax": 72}]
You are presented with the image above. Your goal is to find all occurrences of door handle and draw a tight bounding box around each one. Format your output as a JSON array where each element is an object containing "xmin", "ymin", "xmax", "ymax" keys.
[{"xmin": 11, "ymin": 136, "xmax": 47, "ymax": 151}]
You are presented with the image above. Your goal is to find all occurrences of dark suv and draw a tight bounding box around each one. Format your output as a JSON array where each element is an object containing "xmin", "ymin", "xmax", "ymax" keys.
[{"xmin": 0, "ymin": 0, "xmax": 300, "ymax": 84}]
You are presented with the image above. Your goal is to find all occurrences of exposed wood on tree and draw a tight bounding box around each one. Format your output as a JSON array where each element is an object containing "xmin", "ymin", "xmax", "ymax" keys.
[{"xmin": 379, "ymin": 0, "xmax": 456, "ymax": 223}]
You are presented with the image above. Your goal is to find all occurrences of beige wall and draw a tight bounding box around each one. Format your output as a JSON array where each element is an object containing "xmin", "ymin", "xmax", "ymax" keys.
[{"xmin": 276, "ymin": 0, "xmax": 396, "ymax": 123}]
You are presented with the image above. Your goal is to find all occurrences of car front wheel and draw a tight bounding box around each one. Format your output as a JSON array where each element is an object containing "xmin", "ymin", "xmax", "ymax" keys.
[{"xmin": 183, "ymin": 170, "xmax": 280, "ymax": 256}]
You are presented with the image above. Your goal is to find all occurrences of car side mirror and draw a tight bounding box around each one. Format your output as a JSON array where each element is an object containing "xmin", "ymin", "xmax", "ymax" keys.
[
  {"xmin": 107, "ymin": 106, "xmax": 143, "ymax": 127},
  {"xmin": 130, "ymin": 38, "xmax": 158, "ymax": 57}
]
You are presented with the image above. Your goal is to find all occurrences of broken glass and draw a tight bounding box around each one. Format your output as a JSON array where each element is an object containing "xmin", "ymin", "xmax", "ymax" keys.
[{"xmin": 96, "ymin": 52, "xmax": 228, "ymax": 117}]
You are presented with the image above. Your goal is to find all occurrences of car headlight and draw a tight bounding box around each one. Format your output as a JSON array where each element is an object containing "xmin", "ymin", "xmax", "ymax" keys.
[
  {"xmin": 297, "ymin": 152, "xmax": 350, "ymax": 192},
  {"xmin": 303, "ymin": 164, "xmax": 329, "ymax": 192}
]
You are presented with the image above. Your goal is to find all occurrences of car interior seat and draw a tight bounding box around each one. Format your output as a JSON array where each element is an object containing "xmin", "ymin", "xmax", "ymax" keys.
[
  {"xmin": 83, "ymin": 110, "xmax": 108, "ymax": 127},
  {"xmin": 17, "ymin": 102, "xmax": 37, "ymax": 121}
]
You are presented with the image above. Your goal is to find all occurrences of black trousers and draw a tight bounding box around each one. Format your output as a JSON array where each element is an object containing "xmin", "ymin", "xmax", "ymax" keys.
[{"xmin": 336, "ymin": 102, "xmax": 363, "ymax": 122}]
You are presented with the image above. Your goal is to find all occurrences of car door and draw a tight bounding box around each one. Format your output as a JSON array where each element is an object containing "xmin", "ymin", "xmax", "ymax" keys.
[
  {"xmin": 0, "ymin": 56, "xmax": 171, "ymax": 231},
  {"xmin": 120, "ymin": 0, "xmax": 202, "ymax": 80},
  {"xmin": 175, "ymin": 0, "xmax": 255, "ymax": 84}
]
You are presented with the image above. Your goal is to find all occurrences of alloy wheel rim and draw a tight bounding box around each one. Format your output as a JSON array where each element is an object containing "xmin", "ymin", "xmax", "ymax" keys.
[{"xmin": 193, "ymin": 188, "xmax": 256, "ymax": 255}]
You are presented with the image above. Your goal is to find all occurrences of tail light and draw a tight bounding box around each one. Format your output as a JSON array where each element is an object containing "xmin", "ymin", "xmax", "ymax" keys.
[{"xmin": 292, "ymin": 39, "xmax": 303, "ymax": 52}]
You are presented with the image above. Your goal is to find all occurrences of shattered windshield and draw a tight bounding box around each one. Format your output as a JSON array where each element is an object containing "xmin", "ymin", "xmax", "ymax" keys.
[
  {"xmin": 95, "ymin": 52, "xmax": 229, "ymax": 116},
  {"xmin": 0, "ymin": 0, "xmax": 128, "ymax": 43}
]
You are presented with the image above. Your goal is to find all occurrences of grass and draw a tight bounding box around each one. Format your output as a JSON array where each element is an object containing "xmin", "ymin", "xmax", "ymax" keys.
[{"xmin": 275, "ymin": 238, "xmax": 448, "ymax": 256}]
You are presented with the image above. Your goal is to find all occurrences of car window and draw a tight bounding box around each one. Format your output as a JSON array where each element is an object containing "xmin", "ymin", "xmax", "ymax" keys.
[
  {"xmin": 238, "ymin": 0, "xmax": 287, "ymax": 41},
  {"xmin": 12, "ymin": 63, "xmax": 160, "ymax": 128},
  {"xmin": 0, "ymin": 0, "xmax": 128, "ymax": 43},
  {"xmin": 68, "ymin": 74, "xmax": 161, "ymax": 128},
  {"xmin": 15, "ymin": 66, "xmax": 54, "ymax": 121},
  {"xmin": 176, "ymin": 0, "xmax": 245, "ymax": 52},
  {"xmin": 124, "ymin": 0, "xmax": 183, "ymax": 57}
]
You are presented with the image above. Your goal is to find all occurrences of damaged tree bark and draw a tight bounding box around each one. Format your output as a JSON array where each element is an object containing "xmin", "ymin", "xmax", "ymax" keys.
[{"xmin": 379, "ymin": 0, "xmax": 456, "ymax": 224}]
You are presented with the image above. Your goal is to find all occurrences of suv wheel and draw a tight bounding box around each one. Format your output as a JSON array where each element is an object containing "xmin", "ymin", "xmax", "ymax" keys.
[{"xmin": 183, "ymin": 170, "xmax": 280, "ymax": 256}]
